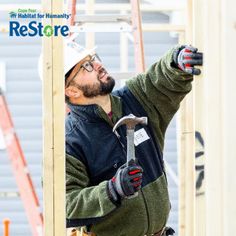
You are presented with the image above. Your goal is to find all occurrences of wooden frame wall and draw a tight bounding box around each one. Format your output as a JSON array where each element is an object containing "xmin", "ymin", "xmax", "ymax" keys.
[{"xmin": 179, "ymin": 0, "xmax": 236, "ymax": 235}]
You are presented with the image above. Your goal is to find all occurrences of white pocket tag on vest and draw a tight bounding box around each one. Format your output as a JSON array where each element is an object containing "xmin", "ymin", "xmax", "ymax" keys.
[{"xmin": 134, "ymin": 128, "xmax": 150, "ymax": 146}]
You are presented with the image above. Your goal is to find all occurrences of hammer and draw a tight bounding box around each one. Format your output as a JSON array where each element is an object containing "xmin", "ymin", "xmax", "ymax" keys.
[{"xmin": 113, "ymin": 114, "xmax": 148, "ymax": 166}]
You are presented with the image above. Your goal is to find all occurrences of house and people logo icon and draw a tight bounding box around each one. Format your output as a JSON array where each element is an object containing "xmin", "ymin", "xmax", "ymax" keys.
[
  {"xmin": 43, "ymin": 25, "xmax": 54, "ymax": 37},
  {"xmin": 9, "ymin": 12, "xmax": 17, "ymax": 18}
]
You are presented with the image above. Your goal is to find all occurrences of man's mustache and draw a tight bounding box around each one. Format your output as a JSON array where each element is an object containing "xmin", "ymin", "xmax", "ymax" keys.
[{"xmin": 98, "ymin": 68, "xmax": 107, "ymax": 80}]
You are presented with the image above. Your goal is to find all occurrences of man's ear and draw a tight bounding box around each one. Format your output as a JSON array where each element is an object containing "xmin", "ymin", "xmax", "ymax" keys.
[{"xmin": 65, "ymin": 86, "xmax": 81, "ymax": 99}]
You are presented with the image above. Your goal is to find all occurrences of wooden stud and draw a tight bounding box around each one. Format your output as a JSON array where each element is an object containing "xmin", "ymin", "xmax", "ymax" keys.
[
  {"xmin": 85, "ymin": 0, "xmax": 95, "ymax": 49},
  {"xmin": 120, "ymin": 10, "xmax": 129, "ymax": 72},
  {"xmin": 177, "ymin": 32, "xmax": 187, "ymax": 236},
  {"xmin": 204, "ymin": 0, "xmax": 236, "ymax": 235},
  {"xmin": 221, "ymin": 0, "xmax": 236, "ymax": 234},
  {"xmin": 178, "ymin": 0, "xmax": 195, "ymax": 235},
  {"xmin": 192, "ymin": 0, "xmax": 205, "ymax": 235},
  {"xmin": 42, "ymin": 0, "xmax": 65, "ymax": 235},
  {"xmin": 203, "ymin": 0, "xmax": 223, "ymax": 234},
  {"xmin": 177, "ymin": 96, "xmax": 195, "ymax": 236}
]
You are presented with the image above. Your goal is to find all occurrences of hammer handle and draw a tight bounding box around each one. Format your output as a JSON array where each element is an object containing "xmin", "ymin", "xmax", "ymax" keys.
[
  {"xmin": 126, "ymin": 128, "xmax": 135, "ymax": 165},
  {"xmin": 126, "ymin": 129, "xmax": 138, "ymax": 199}
]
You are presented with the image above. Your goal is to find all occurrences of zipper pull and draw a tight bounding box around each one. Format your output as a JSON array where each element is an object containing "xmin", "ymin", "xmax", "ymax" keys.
[{"xmin": 114, "ymin": 130, "xmax": 120, "ymax": 139}]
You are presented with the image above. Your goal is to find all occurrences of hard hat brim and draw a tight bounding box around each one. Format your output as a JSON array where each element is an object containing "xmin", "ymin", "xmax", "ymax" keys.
[{"xmin": 64, "ymin": 42, "xmax": 97, "ymax": 76}]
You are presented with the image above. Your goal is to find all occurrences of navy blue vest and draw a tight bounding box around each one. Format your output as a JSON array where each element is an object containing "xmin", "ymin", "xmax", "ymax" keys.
[{"xmin": 66, "ymin": 86, "xmax": 164, "ymax": 188}]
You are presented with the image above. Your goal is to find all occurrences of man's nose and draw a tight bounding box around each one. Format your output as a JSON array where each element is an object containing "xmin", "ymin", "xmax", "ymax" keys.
[{"xmin": 92, "ymin": 60, "xmax": 103, "ymax": 72}]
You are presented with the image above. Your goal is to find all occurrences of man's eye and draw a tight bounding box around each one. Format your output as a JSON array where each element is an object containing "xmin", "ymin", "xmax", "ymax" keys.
[{"xmin": 83, "ymin": 62, "xmax": 90, "ymax": 68}]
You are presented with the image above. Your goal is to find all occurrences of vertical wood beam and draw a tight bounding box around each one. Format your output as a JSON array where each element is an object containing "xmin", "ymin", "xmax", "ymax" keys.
[
  {"xmin": 221, "ymin": 0, "xmax": 236, "ymax": 234},
  {"xmin": 177, "ymin": 32, "xmax": 187, "ymax": 236},
  {"xmin": 85, "ymin": 0, "xmax": 95, "ymax": 49},
  {"xmin": 204, "ymin": 0, "xmax": 236, "ymax": 235},
  {"xmin": 185, "ymin": 0, "xmax": 195, "ymax": 234},
  {"xmin": 120, "ymin": 10, "xmax": 129, "ymax": 72},
  {"xmin": 178, "ymin": 0, "xmax": 195, "ymax": 235},
  {"xmin": 178, "ymin": 96, "xmax": 195, "ymax": 236},
  {"xmin": 203, "ymin": 0, "xmax": 223, "ymax": 235},
  {"xmin": 42, "ymin": 0, "xmax": 65, "ymax": 235},
  {"xmin": 192, "ymin": 0, "xmax": 205, "ymax": 236}
]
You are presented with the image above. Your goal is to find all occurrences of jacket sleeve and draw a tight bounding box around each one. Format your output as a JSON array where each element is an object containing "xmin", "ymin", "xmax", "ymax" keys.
[
  {"xmin": 66, "ymin": 153, "xmax": 117, "ymax": 227},
  {"xmin": 126, "ymin": 45, "xmax": 193, "ymax": 150}
]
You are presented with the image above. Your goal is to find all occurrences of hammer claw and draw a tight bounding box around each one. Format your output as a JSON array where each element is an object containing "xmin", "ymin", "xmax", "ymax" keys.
[{"xmin": 113, "ymin": 114, "xmax": 148, "ymax": 165}]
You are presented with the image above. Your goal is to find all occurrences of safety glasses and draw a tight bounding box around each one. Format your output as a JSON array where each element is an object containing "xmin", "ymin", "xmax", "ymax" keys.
[
  {"xmin": 80, "ymin": 54, "xmax": 101, "ymax": 72},
  {"xmin": 66, "ymin": 54, "xmax": 102, "ymax": 88}
]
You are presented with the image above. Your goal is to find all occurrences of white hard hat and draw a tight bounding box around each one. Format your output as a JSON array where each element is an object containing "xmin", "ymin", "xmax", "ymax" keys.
[
  {"xmin": 38, "ymin": 40, "xmax": 96, "ymax": 80},
  {"xmin": 64, "ymin": 40, "xmax": 96, "ymax": 76}
]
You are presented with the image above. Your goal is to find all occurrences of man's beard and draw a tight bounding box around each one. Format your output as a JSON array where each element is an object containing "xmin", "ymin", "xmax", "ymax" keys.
[{"xmin": 75, "ymin": 69, "xmax": 115, "ymax": 98}]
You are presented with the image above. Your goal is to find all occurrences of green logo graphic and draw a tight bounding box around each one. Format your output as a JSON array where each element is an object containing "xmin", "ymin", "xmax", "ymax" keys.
[
  {"xmin": 43, "ymin": 25, "xmax": 54, "ymax": 37},
  {"xmin": 9, "ymin": 11, "xmax": 17, "ymax": 18}
]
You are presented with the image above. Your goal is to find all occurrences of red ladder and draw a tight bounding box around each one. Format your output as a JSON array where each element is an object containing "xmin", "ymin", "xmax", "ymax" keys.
[
  {"xmin": 67, "ymin": 0, "xmax": 145, "ymax": 73},
  {"xmin": 0, "ymin": 89, "xmax": 43, "ymax": 236}
]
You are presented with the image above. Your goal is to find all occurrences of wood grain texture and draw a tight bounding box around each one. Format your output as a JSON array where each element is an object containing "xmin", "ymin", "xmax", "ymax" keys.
[{"xmin": 42, "ymin": 0, "xmax": 65, "ymax": 235}]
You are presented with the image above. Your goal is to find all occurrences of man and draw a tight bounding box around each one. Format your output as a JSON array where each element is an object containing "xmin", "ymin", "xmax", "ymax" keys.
[{"xmin": 65, "ymin": 40, "xmax": 203, "ymax": 236}]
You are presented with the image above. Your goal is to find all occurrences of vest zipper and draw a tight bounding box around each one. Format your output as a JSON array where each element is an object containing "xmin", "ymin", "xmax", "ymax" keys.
[{"xmin": 113, "ymin": 129, "xmax": 127, "ymax": 159}]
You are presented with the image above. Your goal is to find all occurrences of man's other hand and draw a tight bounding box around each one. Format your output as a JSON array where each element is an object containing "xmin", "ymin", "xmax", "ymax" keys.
[{"xmin": 173, "ymin": 45, "xmax": 203, "ymax": 75}]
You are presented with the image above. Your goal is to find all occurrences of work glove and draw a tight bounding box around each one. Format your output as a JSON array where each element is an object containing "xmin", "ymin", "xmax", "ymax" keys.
[
  {"xmin": 173, "ymin": 45, "xmax": 203, "ymax": 75},
  {"xmin": 107, "ymin": 161, "xmax": 143, "ymax": 204}
]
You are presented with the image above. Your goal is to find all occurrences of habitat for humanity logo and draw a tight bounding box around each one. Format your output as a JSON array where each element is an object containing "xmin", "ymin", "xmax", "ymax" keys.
[{"xmin": 9, "ymin": 8, "xmax": 71, "ymax": 37}]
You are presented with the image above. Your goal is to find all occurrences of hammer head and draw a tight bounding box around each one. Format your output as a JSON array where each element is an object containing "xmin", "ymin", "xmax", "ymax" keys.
[{"xmin": 113, "ymin": 114, "xmax": 148, "ymax": 132}]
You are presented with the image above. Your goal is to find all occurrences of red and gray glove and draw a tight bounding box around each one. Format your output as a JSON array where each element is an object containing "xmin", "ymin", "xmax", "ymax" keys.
[
  {"xmin": 173, "ymin": 45, "xmax": 203, "ymax": 75},
  {"xmin": 107, "ymin": 162, "xmax": 143, "ymax": 204}
]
